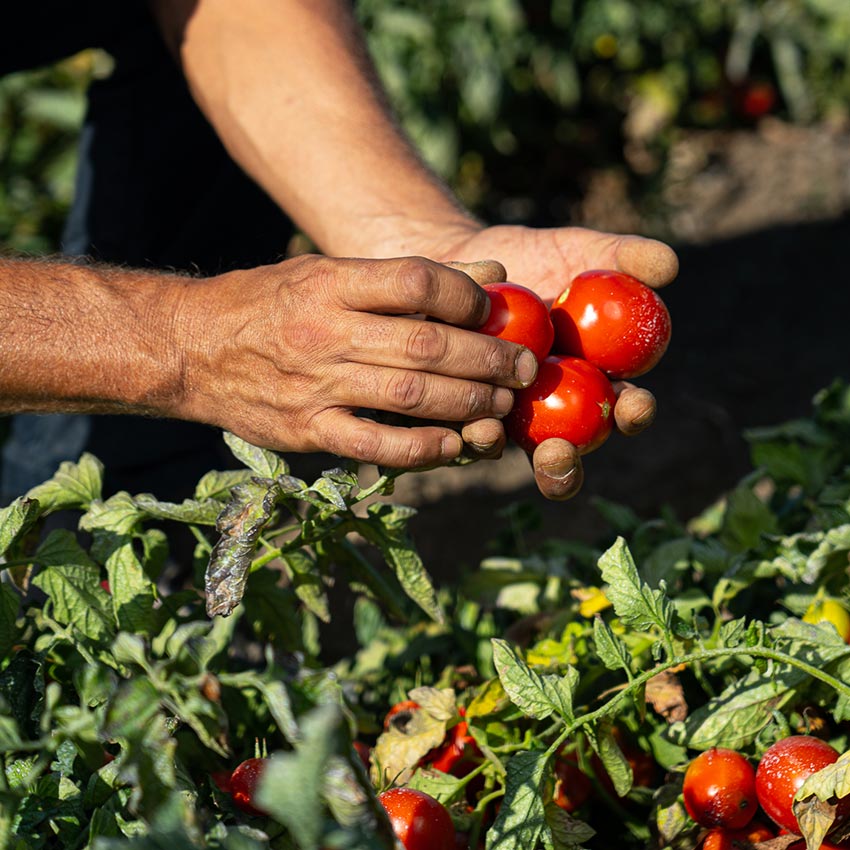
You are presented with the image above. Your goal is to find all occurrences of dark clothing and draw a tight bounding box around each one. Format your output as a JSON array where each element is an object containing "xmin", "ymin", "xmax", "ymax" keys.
[{"xmin": 2, "ymin": 2, "xmax": 296, "ymax": 503}]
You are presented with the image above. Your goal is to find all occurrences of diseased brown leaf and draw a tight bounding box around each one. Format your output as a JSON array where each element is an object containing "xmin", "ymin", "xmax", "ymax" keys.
[{"xmin": 646, "ymin": 668, "xmax": 688, "ymax": 723}]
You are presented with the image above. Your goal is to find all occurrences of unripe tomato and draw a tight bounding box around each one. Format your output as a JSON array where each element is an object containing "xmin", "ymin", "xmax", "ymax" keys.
[
  {"xmin": 550, "ymin": 270, "xmax": 671, "ymax": 379},
  {"xmin": 479, "ymin": 282, "xmax": 554, "ymax": 363},
  {"xmin": 682, "ymin": 748, "xmax": 758, "ymax": 830},
  {"xmin": 505, "ymin": 355, "xmax": 616, "ymax": 455},
  {"xmin": 755, "ymin": 736, "xmax": 843, "ymax": 834},
  {"xmin": 378, "ymin": 788, "xmax": 455, "ymax": 850},
  {"xmin": 230, "ymin": 757, "xmax": 268, "ymax": 816},
  {"xmin": 802, "ymin": 599, "xmax": 850, "ymax": 642}
]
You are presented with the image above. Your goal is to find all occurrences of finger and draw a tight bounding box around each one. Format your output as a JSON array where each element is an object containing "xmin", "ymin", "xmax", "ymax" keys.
[
  {"xmin": 347, "ymin": 314, "xmax": 538, "ymax": 388},
  {"xmin": 445, "ymin": 259, "xmax": 507, "ymax": 286},
  {"xmin": 318, "ymin": 409, "xmax": 464, "ymax": 468},
  {"xmin": 461, "ymin": 418, "xmax": 506, "ymax": 459},
  {"xmin": 613, "ymin": 382, "xmax": 656, "ymax": 435},
  {"xmin": 613, "ymin": 236, "xmax": 679, "ymax": 289},
  {"xmin": 336, "ymin": 257, "xmax": 491, "ymax": 328},
  {"xmin": 532, "ymin": 439, "xmax": 584, "ymax": 501},
  {"xmin": 348, "ymin": 364, "xmax": 515, "ymax": 423}
]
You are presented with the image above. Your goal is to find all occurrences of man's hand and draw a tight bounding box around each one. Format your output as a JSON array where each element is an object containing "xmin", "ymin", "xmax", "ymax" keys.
[
  {"xmin": 433, "ymin": 224, "xmax": 679, "ymax": 500},
  {"xmin": 172, "ymin": 255, "xmax": 538, "ymax": 469}
]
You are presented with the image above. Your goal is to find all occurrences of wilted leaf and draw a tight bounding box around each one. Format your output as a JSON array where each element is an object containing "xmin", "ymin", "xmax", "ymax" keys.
[
  {"xmin": 371, "ymin": 702, "xmax": 448, "ymax": 785},
  {"xmin": 645, "ymin": 669, "xmax": 688, "ymax": 723},
  {"xmin": 205, "ymin": 477, "xmax": 282, "ymax": 617}
]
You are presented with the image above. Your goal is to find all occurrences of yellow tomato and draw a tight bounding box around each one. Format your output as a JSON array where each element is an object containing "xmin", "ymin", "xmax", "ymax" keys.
[{"xmin": 803, "ymin": 599, "xmax": 850, "ymax": 642}]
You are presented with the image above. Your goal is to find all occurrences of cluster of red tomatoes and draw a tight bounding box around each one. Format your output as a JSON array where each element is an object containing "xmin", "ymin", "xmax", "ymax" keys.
[
  {"xmin": 477, "ymin": 270, "xmax": 671, "ymax": 455},
  {"xmin": 682, "ymin": 736, "xmax": 850, "ymax": 849}
]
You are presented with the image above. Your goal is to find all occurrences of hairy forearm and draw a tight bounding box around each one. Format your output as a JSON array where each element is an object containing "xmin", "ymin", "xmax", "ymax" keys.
[
  {"xmin": 150, "ymin": 0, "xmax": 479, "ymax": 257},
  {"xmin": 0, "ymin": 258, "xmax": 187, "ymax": 416}
]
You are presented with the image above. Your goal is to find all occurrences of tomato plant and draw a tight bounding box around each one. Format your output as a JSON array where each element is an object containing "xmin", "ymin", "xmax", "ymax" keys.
[
  {"xmin": 550, "ymin": 269, "xmax": 672, "ymax": 379},
  {"xmin": 504, "ymin": 355, "xmax": 616, "ymax": 454},
  {"xmin": 230, "ymin": 757, "xmax": 269, "ymax": 816},
  {"xmin": 479, "ymin": 282, "xmax": 554, "ymax": 363},
  {"xmin": 682, "ymin": 747, "xmax": 758, "ymax": 829},
  {"xmin": 384, "ymin": 699, "xmax": 421, "ymax": 730},
  {"xmin": 755, "ymin": 736, "xmax": 842, "ymax": 833},
  {"xmin": 802, "ymin": 598, "xmax": 850, "ymax": 642},
  {"xmin": 428, "ymin": 709, "xmax": 481, "ymax": 775},
  {"xmin": 378, "ymin": 788, "xmax": 456, "ymax": 850}
]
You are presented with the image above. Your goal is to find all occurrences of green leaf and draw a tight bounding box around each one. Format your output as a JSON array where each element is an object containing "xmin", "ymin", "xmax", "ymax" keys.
[
  {"xmin": 255, "ymin": 703, "xmax": 343, "ymax": 850},
  {"xmin": 205, "ymin": 477, "xmax": 283, "ymax": 618},
  {"xmin": 223, "ymin": 432, "xmax": 288, "ymax": 479},
  {"xmin": 25, "ymin": 453, "xmax": 103, "ymax": 514},
  {"xmin": 194, "ymin": 469, "xmax": 256, "ymax": 502},
  {"xmin": 31, "ymin": 533, "xmax": 114, "ymax": 642},
  {"xmin": 598, "ymin": 537, "xmax": 672, "ymax": 634},
  {"xmin": 718, "ymin": 485, "xmax": 779, "ymax": 553},
  {"xmin": 491, "ymin": 639, "xmax": 578, "ymax": 721},
  {"xmin": 0, "ymin": 497, "xmax": 40, "ymax": 558},
  {"xmin": 544, "ymin": 802, "xmax": 596, "ymax": 849},
  {"xmin": 362, "ymin": 503, "xmax": 443, "ymax": 622},
  {"xmin": 585, "ymin": 723, "xmax": 632, "ymax": 797},
  {"xmin": 105, "ymin": 541, "xmax": 157, "ymax": 637},
  {"xmin": 0, "ymin": 584, "xmax": 21, "ymax": 661},
  {"xmin": 132, "ymin": 493, "xmax": 221, "ymax": 526},
  {"xmin": 592, "ymin": 616, "xmax": 633, "ymax": 674},
  {"xmin": 281, "ymin": 550, "xmax": 330, "ymax": 623},
  {"xmin": 485, "ymin": 750, "xmax": 549, "ymax": 850}
]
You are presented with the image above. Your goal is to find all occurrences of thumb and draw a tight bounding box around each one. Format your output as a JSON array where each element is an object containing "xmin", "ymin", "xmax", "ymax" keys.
[{"xmin": 445, "ymin": 259, "xmax": 507, "ymax": 286}]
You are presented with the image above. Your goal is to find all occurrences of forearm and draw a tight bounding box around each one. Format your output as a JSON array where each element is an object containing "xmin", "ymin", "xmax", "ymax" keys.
[
  {"xmin": 0, "ymin": 258, "xmax": 188, "ymax": 417},
  {"xmin": 151, "ymin": 0, "xmax": 479, "ymax": 257}
]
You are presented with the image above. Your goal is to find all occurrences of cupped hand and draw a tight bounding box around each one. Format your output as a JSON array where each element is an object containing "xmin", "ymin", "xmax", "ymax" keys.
[
  {"xmin": 435, "ymin": 224, "xmax": 678, "ymax": 500},
  {"xmin": 170, "ymin": 254, "xmax": 539, "ymax": 469}
]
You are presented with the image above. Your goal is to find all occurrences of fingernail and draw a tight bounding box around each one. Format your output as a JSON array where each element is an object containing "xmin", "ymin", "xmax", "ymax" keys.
[
  {"xmin": 516, "ymin": 349, "xmax": 538, "ymax": 386},
  {"xmin": 493, "ymin": 387, "xmax": 514, "ymax": 417},
  {"xmin": 441, "ymin": 432, "xmax": 463, "ymax": 459},
  {"xmin": 540, "ymin": 460, "xmax": 577, "ymax": 482}
]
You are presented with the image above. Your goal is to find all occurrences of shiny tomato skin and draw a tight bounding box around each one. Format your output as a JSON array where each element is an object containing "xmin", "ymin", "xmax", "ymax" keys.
[
  {"xmin": 230, "ymin": 757, "xmax": 268, "ymax": 816},
  {"xmin": 550, "ymin": 270, "xmax": 671, "ymax": 379},
  {"xmin": 682, "ymin": 748, "xmax": 758, "ymax": 830},
  {"xmin": 379, "ymin": 788, "xmax": 455, "ymax": 850},
  {"xmin": 479, "ymin": 282, "xmax": 554, "ymax": 363},
  {"xmin": 505, "ymin": 355, "xmax": 616, "ymax": 455},
  {"xmin": 755, "ymin": 736, "xmax": 842, "ymax": 834}
]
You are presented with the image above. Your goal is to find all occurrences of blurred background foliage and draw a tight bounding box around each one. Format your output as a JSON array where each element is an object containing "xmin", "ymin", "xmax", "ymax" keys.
[{"xmin": 1, "ymin": 0, "xmax": 850, "ymax": 254}]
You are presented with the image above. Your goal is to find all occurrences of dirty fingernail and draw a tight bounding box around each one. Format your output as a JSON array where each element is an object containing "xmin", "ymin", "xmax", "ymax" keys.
[
  {"xmin": 540, "ymin": 460, "xmax": 577, "ymax": 482},
  {"xmin": 493, "ymin": 387, "xmax": 514, "ymax": 417},
  {"xmin": 517, "ymin": 349, "xmax": 538, "ymax": 386}
]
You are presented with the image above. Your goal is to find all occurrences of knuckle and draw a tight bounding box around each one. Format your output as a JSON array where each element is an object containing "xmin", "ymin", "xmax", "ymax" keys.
[
  {"xmin": 405, "ymin": 321, "xmax": 448, "ymax": 365},
  {"xmin": 464, "ymin": 383, "xmax": 495, "ymax": 417},
  {"xmin": 394, "ymin": 258, "xmax": 437, "ymax": 307},
  {"xmin": 482, "ymin": 340, "xmax": 513, "ymax": 380},
  {"xmin": 350, "ymin": 427, "xmax": 385, "ymax": 465},
  {"xmin": 386, "ymin": 370, "xmax": 428, "ymax": 411}
]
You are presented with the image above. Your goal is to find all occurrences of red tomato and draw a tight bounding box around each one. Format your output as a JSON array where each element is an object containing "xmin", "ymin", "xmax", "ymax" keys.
[
  {"xmin": 699, "ymin": 828, "xmax": 733, "ymax": 850},
  {"xmin": 504, "ymin": 355, "xmax": 616, "ymax": 455},
  {"xmin": 384, "ymin": 700, "xmax": 421, "ymax": 731},
  {"xmin": 479, "ymin": 282, "xmax": 554, "ymax": 363},
  {"xmin": 734, "ymin": 81, "xmax": 777, "ymax": 119},
  {"xmin": 378, "ymin": 788, "xmax": 455, "ymax": 850},
  {"xmin": 230, "ymin": 757, "xmax": 268, "ymax": 816},
  {"xmin": 552, "ymin": 752, "xmax": 593, "ymax": 813},
  {"xmin": 683, "ymin": 748, "xmax": 758, "ymax": 830},
  {"xmin": 728, "ymin": 820, "xmax": 775, "ymax": 843},
  {"xmin": 211, "ymin": 769, "xmax": 232, "ymax": 794},
  {"xmin": 550, "ymin": 270, "xmax": 671, "ymax": 379},
  {"xmin": 755, "ymin": 736, "xmax": 843, "ymax": 834},
  {"xmin": 428, "ymin": 712, "xmax": 481, "ymax": 775},
  {"xmin": 353, "ymin": 740, "xmax": 371, "ymax": 769}
]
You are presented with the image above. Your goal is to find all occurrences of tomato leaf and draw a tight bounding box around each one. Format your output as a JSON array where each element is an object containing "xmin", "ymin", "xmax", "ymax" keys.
[
  {"xmin": 592, "ymin": 615, "xmax": 633, "ymax": 674},
  {"xmin": 0, "ymin": 583, "xmax": 21, "ymax": 663},
  {"xmin": 491, "ymin": 639, "xmax": 578, "ymax": 721},
  {"xmin": 598, "ymin": 537, "xmax": 673, "ymax": 634},
  {"xmin": 25, "ymin": 452, "xmax": 103, "ymax": 515},
  {"xmin": 222, "ymin": 431, "xmax": 288, "ymax": 479},
  {"xmin": 281, "ymin": 549, "xmax": 330, "ymax": 623},
  {"xmin": 485, "ymin": 750, "xmax": 549, "ymax": 850},
  {"xmin": 544, "ymin": 801, "xmax": 596, "ymax": 849},
  {"xmin": 204, "ymin": 477, "xmax": 283, "ymax": 617},
  {"xmin": 0, "ymin": 496, "xmax": 40, "ymax": 559},
  {"xmin": 193, "ymin": 468, "xmax": 256, "ymax": 502},
  {"xmin": 362, "ymin": 503, "xmax": 444, "ymax": 623},
  {"xmin": 585, "ymin": 722, "xmax": 632, "ymax": 797},
  {"xmin": 132, "ymin": 493, "xmax": 221, "ymax": 526}
]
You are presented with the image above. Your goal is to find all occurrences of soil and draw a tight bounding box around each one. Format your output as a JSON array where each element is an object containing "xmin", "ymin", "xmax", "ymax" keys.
[{"xmin": 344, "ymin": 118, "xmax": 850, "ymax": 581}]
